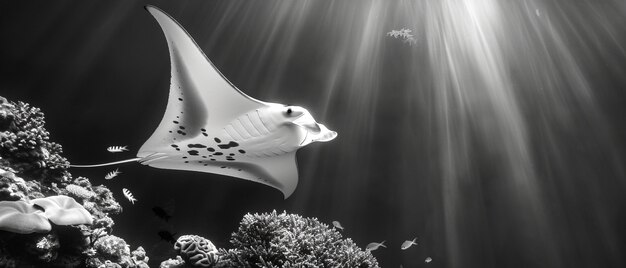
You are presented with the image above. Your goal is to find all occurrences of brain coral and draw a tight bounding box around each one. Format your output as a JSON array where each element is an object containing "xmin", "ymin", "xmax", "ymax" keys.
[{"xmin": 174, "ymin": 235, "xmax": 219, "ymax": 267}]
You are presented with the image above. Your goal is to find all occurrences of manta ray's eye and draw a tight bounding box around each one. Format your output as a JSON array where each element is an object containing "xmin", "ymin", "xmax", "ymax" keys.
[{"xmin": 286, "ymin": 108, "xmax": 293, "ymax": 115}]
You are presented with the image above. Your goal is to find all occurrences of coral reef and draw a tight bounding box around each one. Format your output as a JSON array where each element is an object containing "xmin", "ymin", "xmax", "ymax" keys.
[
  {"xmin": 0, "ymin": 96, "xmax": 146, "ymax": 267},
  {"xmin": 174, "ymin": 235, "xmax": 218, "ymax": 267}
]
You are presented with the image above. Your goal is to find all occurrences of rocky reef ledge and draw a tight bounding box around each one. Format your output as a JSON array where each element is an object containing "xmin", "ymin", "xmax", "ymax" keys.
[{"xmin": 0, "ymin": 96, "xmax": 379, "ymax": 268}]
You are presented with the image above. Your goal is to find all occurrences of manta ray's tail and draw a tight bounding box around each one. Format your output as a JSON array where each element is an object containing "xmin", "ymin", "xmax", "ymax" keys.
[{"xmin": 69, "ymin": 158, "xmax": 143, "ymax": 168}]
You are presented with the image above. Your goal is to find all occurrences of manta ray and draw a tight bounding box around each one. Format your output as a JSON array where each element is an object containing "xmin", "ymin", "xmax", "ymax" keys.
[{"xmin": 71, "ymin": 5, "xmax": 337, "ymax": 198}]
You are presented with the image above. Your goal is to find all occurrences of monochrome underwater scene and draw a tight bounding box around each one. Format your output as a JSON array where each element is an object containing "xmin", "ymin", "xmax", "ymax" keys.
[{"xmin": 1, "ymin": 0, "xmax": 625, "ymax": 267}]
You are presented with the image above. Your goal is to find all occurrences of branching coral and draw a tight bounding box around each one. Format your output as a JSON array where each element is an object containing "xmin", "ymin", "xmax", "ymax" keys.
[
  {"xmin": 217, "ymin": 211, "xmax": 380, "ymax": 268},
  {"xmin": 0, "ymin": 97, "xmax": 70, "ymax": 182},
  {"xmin": 174, "ymin": 235, "xmax": 219, "ymax": 267}
]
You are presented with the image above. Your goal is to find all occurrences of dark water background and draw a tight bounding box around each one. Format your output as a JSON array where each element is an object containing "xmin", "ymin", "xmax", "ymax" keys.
[{"xmin": 1, "ymin": 1, "xmax": 626, "ymax": 267}]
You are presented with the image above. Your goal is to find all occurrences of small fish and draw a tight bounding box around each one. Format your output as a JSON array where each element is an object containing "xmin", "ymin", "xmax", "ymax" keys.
[
  {"xmin": 122, "ymin": 188, "xmax": 136, "ymax": 204},
  {"xmin": 425, "ymin": 257, "xmax": 432, "ymax": 263},
  {"xmin": 535, "ymin": 9, "xmax": 540, "ymax": 17},
  {"xmin": 152, "ymin": 206, "xmax": 172, "ymax": 221},
  {"xmin": 105, "ymin": 169, "xmax": 121, "ymax": 180},
  {"xmin": 366, "ymin": 240, "xmax": 386, "ymax": 251},
  {"xmin": 400, "ymin": 237, "xmax": 418, "ymax": 250},
  {"xmin": 332, "ymin": 221, "xmax": 344, "ymax": 230},
  {"xmin": 107, "ymin": 146, "xmax": 129, "ymax": 153},
  {"xmin": 158, "ymin": 230, "xmax": 177, "ymax": 244}
]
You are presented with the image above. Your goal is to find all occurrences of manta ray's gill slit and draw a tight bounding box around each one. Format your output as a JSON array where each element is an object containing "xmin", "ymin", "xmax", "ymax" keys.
[{"xmin": 224, "ymin": 126, "xmax": 243, "ymax": 141}]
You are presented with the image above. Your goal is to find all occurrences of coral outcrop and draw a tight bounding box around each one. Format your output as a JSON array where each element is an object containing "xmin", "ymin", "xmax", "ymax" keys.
[
  {"xmin": 217, "ymin": 211, "xmax": 380, "ymax": 268},
  {"xmin": 0, "ymin": 96, "xmax": 146, "ymax": 267}
]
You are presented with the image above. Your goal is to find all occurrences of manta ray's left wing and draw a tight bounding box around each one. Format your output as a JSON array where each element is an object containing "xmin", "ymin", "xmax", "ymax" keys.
[{"xmin": 139, "ymin": 5, "xmax": 268, "ymax": 156}]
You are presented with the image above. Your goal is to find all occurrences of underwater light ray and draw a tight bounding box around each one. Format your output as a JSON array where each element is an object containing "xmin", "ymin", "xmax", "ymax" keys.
[
  {"xmin": 330, "ymin": 0, "xmax": 391, "ymax": 213},
  {"xmin": 497, "ymin": 1, "xmax": 626, "ymax": 266},
  {"xmin": 424, "ymin": 0, "xmax": 567, "ymax": 266}
]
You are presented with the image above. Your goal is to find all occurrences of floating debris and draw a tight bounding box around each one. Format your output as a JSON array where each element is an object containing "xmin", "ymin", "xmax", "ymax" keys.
[
  {"xmin": 365, "ymin": 240, "xmax": 386, "ymax": 251},
  {"xmin": 400, "ymin": 237, "xmax": 417, "ymax": 250},
  {"xmin": 122, "ymin": 188, "xmax": 136, "ymax": 204},
  {"xmin": 387, "ymin": 28, "xmax": 417, "ymax": 45},
  {"xmin": 425, "ymin": 257, "xmax": 433, "ymax": 263},
  {"xmin": 107, "ymin": 145, "xmax": 129, "ymax": 153},
  {"xmin": 332, "ymin": 221, "xmax": 344, "ymax": 230},
  {"xmin": 104, "ymin": 169, "xmax": 121, "ymax": 180}
]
